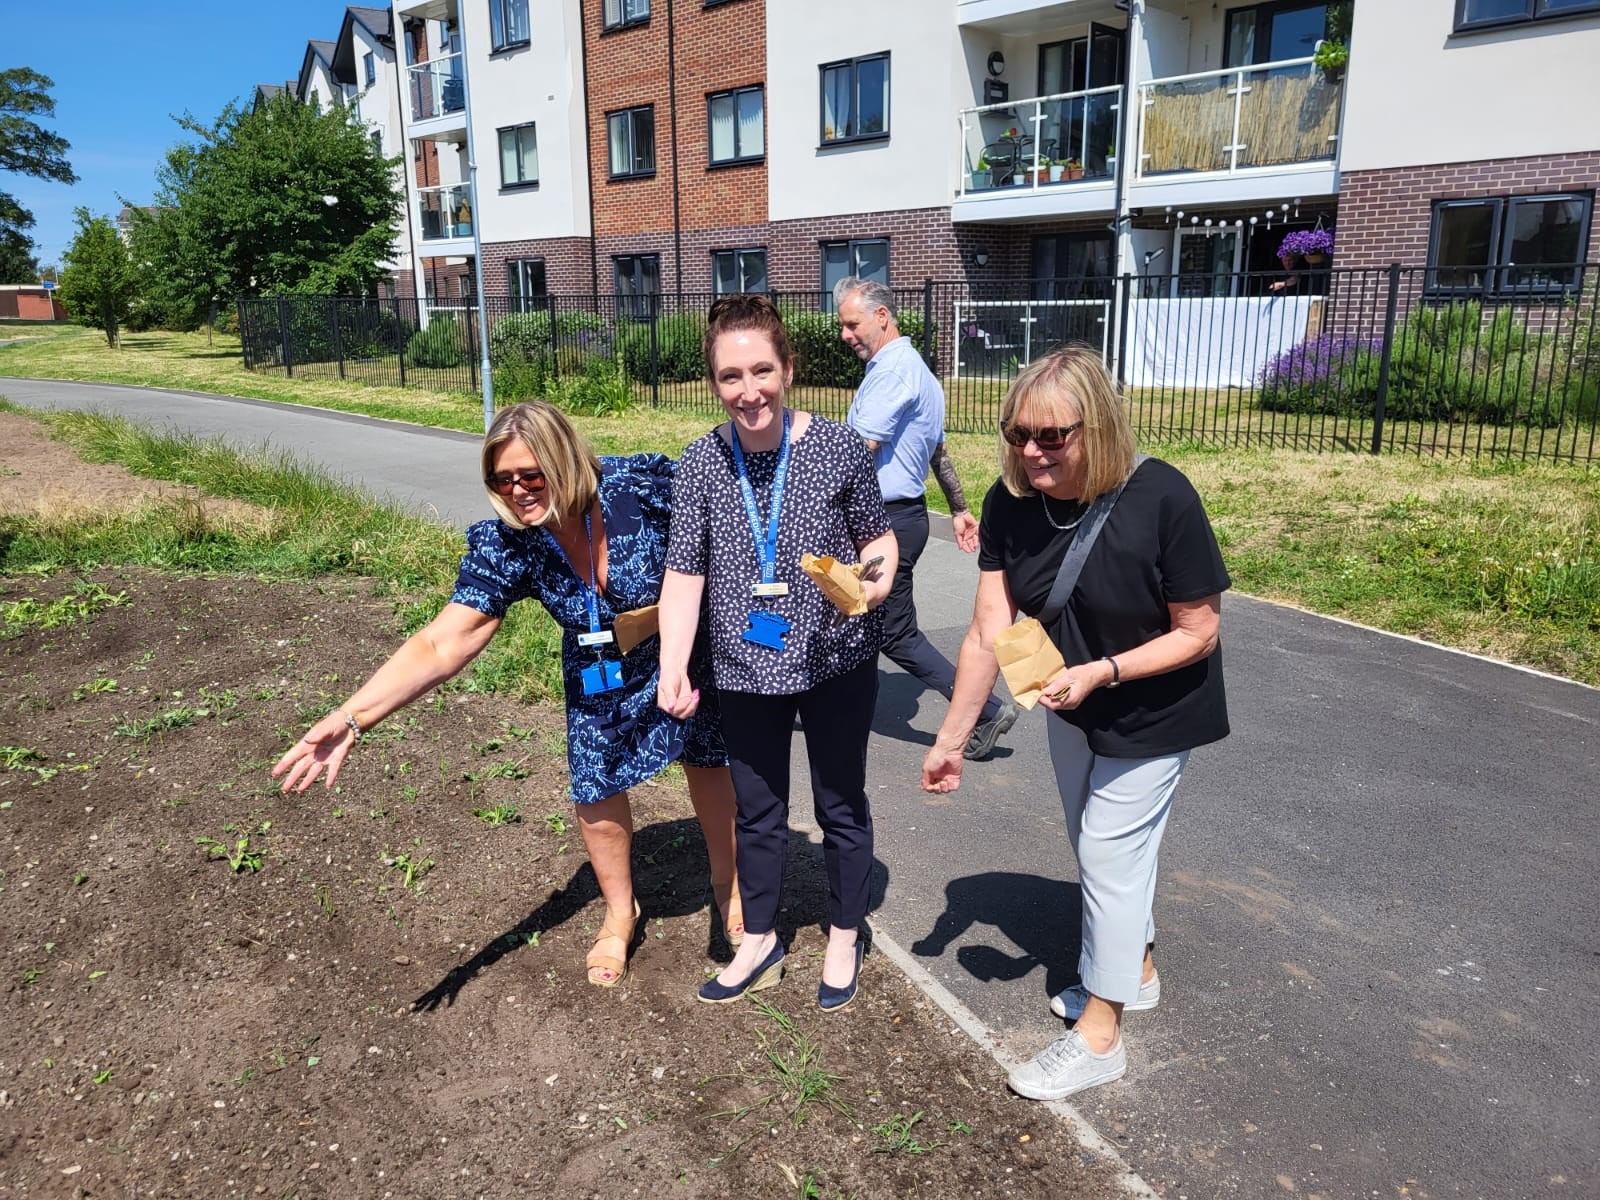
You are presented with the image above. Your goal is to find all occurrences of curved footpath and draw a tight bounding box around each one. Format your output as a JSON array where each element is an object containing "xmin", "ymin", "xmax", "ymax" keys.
[{"xmin": 5, "ymin": 376, "xmax": 1597, "ymax": 1199}]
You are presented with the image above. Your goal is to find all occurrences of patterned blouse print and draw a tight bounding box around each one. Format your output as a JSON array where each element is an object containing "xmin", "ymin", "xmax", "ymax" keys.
[
  {"xmin": 451, "ymin": 454, "xmax": 726, "ymax": 805},
  {"xmin": 665, "ymin": 417, "xmax": 890, "ymax": 696}
]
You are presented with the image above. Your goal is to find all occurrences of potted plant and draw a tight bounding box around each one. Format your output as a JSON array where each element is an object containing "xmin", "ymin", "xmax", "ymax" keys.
[
  {"xmin": 1066, "ymin": 158, "xmax": 1083, "ymax": 181},
  {"xmin": 1104, "ymin": 142, "xmax": 1117, "ymax": 174},
  {"xmin": 1313, "ymin": 39, "xmax": 1349, "ymax": 83},
  {"xmin": 1278, "ymin": 227, "xmax": 1335, "ymax": 265},
  {"xmin": 1048, "ymin": 158, "xmax": 1066, "ymax": 183},
  {"xmin": 972, "ymin": 155, "xmax": 992, "ymax": 189}
]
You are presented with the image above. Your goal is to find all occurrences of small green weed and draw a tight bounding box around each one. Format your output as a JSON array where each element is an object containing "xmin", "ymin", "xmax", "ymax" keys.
[
  {"xmin": 71, "ymin": 675, "xmax": 119, "ymax": 700},
  {"xmin": 384, "ymin": 844, "xmax": 435, "ymax": 889},
  {"xmin": 1, "ymin": 746, "xmax": 45, "ymax": 769},
  {"xmin": 1, "ymin": 581, "xmax": 129, "ymax": 639},
  {"xmin": 114, "ymin": 706, "xmax": 208, "ymax": 739},
  {"xmin": 870, "ymin": 1110, "xmax": 941, "ymax": 1155},
  {"xmin": 544, "ymin": 813, "xmax": 569, "ymax": 836},
  {"xmin": 473, "ymin": 802, "xmax": 521, "ymax": 826},
  {"xmin": 196, "ymin": 821, "xmax": 269, "ymax": 873}
]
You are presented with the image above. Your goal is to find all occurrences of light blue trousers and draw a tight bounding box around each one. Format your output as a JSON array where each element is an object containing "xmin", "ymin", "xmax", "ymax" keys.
[{"xmin": 1046, "ymin": 715, "xmax": 1188, "ymax": 1007}]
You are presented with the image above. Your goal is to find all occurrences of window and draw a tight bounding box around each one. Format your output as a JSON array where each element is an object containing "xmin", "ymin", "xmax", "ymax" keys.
[
  {"xmin": 712, "ymin": 248, "xmax": 768, "ymax": 295},
  {"xmin": 370, "ymin": 130, "xmax": 384, "ymax": 156},
  {"xmin": 603, "ymin": 0, "xmax": 649, "ymax": 30},
  {"xmin": 614, "ymin": 254, "xmax": 661, "ymax": 318},
  {"xmin": 364, "ymin": 52, "xmax": 376, "ymax": 86},
  {"xmin": 489, "ymin": 0, "xmax": 530, "ymax": 51},
  {"xmin": 608, "ymin": 106, "xmax": 656, "ymax": 178},
  {"xmin": 1454, "ymin": 0, "xmax": 1600, "ymax": 30},
  {"xmin": 507, "ymin": 258, "xmax": 548, "ymax": 311},
  {"xmin": 820, "ymin": 238, "xmax": 889, "ymax": 309},
  {"xmin": 820, "ymin": 53, "xmax": 889, "ymax": 144},
  {"xmin": 498, "ymin": 122, "xmax": 539, "ymax": 187},
  {"xmin": 1428, "ymin": 192, "xmax": 1593, "ymax": 293},
  {"xmin": 708, "ymin": 86, "xmax": 763, "ymax": 165},
  {"xmin": 1223, "ymin": 2, "xmax": 1328, "ymax": 67}
]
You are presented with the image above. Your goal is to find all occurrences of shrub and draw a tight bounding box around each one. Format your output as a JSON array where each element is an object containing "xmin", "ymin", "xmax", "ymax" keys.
[
  {"xmin": 1257, "ymin": 334, "xmax": 1380, "ymax": 415},
  {"xmin": 495, "ymin": 356, "xmax": 554, "ymax": 401},
  {"xmin": 779, "ymin": 306, "xmax": 936, "ymax": 388},
  {"xmin": 555, "ymin": 356, "xmax": 634, "ymax": 417},
  {"xmin": 405, "ymin": 314, "xmax": 468, "ymax": 369},
  {"xmin": 617, "ymin": 312, "xmax": 706, "ymax": 383},
  {"xmin": 489, "ymin": 310, "xmax": 552, "ymax": 366}
]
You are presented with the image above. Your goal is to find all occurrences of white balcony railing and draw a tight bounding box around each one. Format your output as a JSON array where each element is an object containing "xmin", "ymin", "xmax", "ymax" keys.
[
  {"xmin": 418, "ymin": 183, "xmax": 473, "ymax": 241},
  {"xmin": 958, "ymin": 84, "xmax": 1121, "ymax": 197},
  {"xmin": 407, "ymin": 53, "xmax": 465, "ymax": 124},
  {"xmin": 1136, "ymin": 56, "xmax": 1342, "ymax": 178}
]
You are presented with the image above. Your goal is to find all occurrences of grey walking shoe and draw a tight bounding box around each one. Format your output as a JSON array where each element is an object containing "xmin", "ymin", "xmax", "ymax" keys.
[
  {"xmin": 964, "ymin": 701, "xmax": 1019, "ymax": 761},
  {"xmin": 1050, "ymin": 972, "xmax": 1160, "ymax": 1020},
  {"xmin": 1006, "ymin": 1030, "xmax": 1127, "ymax": 1101}
]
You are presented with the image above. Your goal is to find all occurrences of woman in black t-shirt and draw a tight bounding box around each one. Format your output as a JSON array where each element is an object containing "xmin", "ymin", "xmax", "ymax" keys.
[{"xmin": 922, "ymin": 345, "xmax": 1229, "ymax": 1102}]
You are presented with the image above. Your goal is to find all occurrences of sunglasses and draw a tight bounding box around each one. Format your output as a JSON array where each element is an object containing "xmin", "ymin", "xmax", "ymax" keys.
[
  {"xmin": 485, "ymin": 469, "xmax": 547, "ymax": 496},
  {"xmin": 1001, "ymin": 420, "xmax": 1083, "ymax": 450}
]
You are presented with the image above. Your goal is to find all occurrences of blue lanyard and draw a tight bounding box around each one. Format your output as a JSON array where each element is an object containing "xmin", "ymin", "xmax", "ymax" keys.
[
  {"xmin": 729, "ymin": 410, "xmax": 791, "ymax": 585},
  {"xmin": 545, "ymin": 510, "xmax": 603, "ymax": 635}
]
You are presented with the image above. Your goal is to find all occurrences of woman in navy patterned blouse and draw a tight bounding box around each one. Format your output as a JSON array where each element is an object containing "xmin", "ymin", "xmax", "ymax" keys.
[
  {"xmin": 659, "ymin": 295, "xmax": 897, "ymax": 1012},
  {"xmin": 273, "ymin": 401, "xmax": 740, "ymax": 989}
]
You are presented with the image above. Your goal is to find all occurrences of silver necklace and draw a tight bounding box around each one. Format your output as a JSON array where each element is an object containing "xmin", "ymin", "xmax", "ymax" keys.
[{"xmin": 1039, "ymin": 491, "xmax": 1088, "ymax": 532}]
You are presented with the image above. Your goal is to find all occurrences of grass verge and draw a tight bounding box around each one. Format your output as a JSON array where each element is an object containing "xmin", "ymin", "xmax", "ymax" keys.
[{"xmin": 4, "ymin": 329, "xmax": 1598, "ymax": 684}]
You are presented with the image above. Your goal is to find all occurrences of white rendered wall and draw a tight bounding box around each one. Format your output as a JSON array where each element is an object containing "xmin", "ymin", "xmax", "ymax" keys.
[
  {"xmin": 458, "ymin": 0, "xmax": 590, "ymax": 243},
  {"xmin": 1341, "ymin": 3, "xmax": 1600, "ymax": 171},
  {"xmin": 349, "ymin": 24, "xmax": 412, "ymax": 270},
  {"xmin": 768, "ymin": 0, "xmax": 959, "ymax": 220}
]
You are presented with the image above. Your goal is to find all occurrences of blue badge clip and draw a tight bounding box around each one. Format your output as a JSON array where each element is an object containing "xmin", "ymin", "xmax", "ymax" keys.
[
  {"xmin": 581, "ymin": 659, "xmax": 625, "ymax": 695},
  {"xmin": 741, "ymin": 610, "xmax": 791, "ymax": 651}
]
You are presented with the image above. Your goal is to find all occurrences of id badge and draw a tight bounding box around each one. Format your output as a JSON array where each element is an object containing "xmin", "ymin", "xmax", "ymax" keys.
[
  {"xmin": 577, "ymin": 630, "xmax": 615, "ymax": 648},
  {"xmin": 751, "ymin": 582, "xmax": 789, "ymax": 598},
  {"xmin": 581, "ymin": 659, "xmax": 625, "ymax": 695},
  {"xmin": 741, "ymin": 610, "xmax": 791, "ymax": 650}
]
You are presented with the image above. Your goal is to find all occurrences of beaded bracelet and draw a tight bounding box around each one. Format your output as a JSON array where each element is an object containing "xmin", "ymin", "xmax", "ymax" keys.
[{"xmin": 339, "ymin": 708, "xmax": 364, "ymax": 742}]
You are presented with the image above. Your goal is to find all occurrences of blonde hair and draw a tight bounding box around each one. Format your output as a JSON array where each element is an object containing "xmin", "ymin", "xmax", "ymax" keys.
[
  {"xmin": 998, "ymin": 345, "xmax": 1138, "ymax": 502},
  {"xmin": 480, "ymin": 401, "xmax": 601, "ymax": 529}
]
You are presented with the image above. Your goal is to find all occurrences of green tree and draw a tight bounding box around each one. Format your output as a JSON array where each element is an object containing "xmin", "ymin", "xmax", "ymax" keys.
[
  {"xmin": 132, "ymin": 93, "xmax": 401, "ymax": 322},
  {"xmin": 0, "ymin": 68, "xmax": 77, "ymax": 285},
  {"xmin": 57, "ymin": 208, "xmax": 133, "ymax": 347}
]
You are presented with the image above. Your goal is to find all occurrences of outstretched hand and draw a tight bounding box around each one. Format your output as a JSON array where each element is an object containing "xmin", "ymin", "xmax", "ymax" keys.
[{"xmin": 272, "ymin": 711, "xmax": 357, "ymax": 792}]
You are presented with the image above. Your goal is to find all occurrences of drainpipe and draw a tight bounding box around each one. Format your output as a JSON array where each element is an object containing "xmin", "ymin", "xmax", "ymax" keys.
[
  {"xmin": 1111, "ymin": 0, "xmax": 1143, "ymax": 281},
  {"xmin": 457, "ymin": 5, "xmax": 495, "ymax": 429},
  {"xmin": 666, "ymin": 0, "xmax": 683, "ymax": 295},
  {"xmin": 393, "ymin": 26, "xmax": 421, "ymax": 301},
  {"xmin": 579, "ymin": 2, "xmax": 599, "ymax": 295}
]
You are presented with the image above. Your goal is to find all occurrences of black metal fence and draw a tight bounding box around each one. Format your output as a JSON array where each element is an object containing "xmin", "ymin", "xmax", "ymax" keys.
[{"xmin": 239, "ymin": 264, "xmax": 1600, "ymax": 464}]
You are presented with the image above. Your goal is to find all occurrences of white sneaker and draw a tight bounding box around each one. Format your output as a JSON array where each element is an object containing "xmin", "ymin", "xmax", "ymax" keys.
[
  {"xmin": 1049, "ymin": 972, "xmax": 1160, "ymax": 1020},
  {"xmin": 1007, "ymin": 1030, "xmax": 1126, "ymax": 1101}
]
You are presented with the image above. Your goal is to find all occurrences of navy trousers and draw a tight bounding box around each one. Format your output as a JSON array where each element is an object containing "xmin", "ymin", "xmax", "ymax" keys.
[
  {"xmin": 882, "ymin": 498, "xmax": 1002, "ymax": 723},
  {"xmin": 718, "ymin": 657, "xmax": 878, "ymax": 936}
]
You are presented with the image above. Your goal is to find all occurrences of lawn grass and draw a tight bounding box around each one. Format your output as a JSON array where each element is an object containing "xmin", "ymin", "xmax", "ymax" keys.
[{"xmin": 4, "ymin": 327, "xmax": 1598, "ymax": 684}]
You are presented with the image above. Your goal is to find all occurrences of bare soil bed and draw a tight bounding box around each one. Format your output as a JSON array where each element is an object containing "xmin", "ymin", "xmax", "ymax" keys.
[{"xmin": 0, "ymin": 420, "xmax": 1123, "ymax": 1198}]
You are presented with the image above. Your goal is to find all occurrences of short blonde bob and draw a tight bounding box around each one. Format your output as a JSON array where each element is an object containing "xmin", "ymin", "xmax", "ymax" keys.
[
  {"xmin": 998, "ymin": 344, "xmax": 1138, "ymax": 502},
  {"xmin": 480, "ymin": 401, "xmax": 601, "ymax": 529}
]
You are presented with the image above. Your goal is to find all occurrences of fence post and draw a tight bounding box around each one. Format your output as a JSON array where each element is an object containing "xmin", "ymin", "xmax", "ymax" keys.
[
  {"xmin": 278, "ymin": 297, "xmax": 293, "ymax": 378},
  {"xmin": 921, "ymin": 278, "xmax": 935, "ymax": 366},
  {"xmin": 1370, "ymin": 262, "xmax": 1403, "ymax": 455},
  {"xmin": 1115, "ymin": 274, "xmax": 1133, "ymax": 386},
  {"xmin": 648, "ymin": 302, "xmax": 660, "ymax": 408},
  {"xmin": 469, "ymin": 299, "xmax": 479, "ymax": 394},
  {"xmin": 546, "ymin": 294, "xmax": 559, "ymax": 371},
  {"xmin": 394, "ymin": 295, "xmax": 407, "ymax": 387},
  {"xmin": 331, "ymin": 298, "xmax": 345, "ymax": 381}
]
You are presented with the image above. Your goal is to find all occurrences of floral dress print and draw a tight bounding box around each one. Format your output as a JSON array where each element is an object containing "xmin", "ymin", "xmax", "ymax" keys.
[{"xmin": 451, "ymin": 454, "xmax": 726, "ymax": 805}]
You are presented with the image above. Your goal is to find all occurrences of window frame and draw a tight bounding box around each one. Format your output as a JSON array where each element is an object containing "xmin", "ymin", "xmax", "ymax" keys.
[
  {"xmin": 1426, "ymin": 191, "xmax": 1593, "ymax": 296},
  {"xmin": 818, "ymin": 52, "xmax": 891, "ymax": 146},
  {"xmin": 488, "ymin": 0, "xmax": 531, "ymax": 53},
  {"xmin": 363, "ymin": 51, "xmax": 377, "ymax": 86},
  {"xmin": 819, "ymin": 237, "xmax": 890, "ymax": 309},
  {"xmin": 1452, "ymin": 0, "xmax": 1600, "ymax": 32},
  {"xmin": 706, "ymin": 84, "xmax": 765, "ymax": 167},
  {"xmin": 613, "ymin": 253, "xmax": 662, "ymax": 319},
  {"xmin": 711, "ymin": 247, "xmax": 769, "ymax": 295},
  {"xmin": 507, "ymin": 257, "xmax": 548, "ymax": 312},
  {"xmin": 602, "ymin": 0, "xmax": 650, "ymax": 31},
  {"xmin": 497, "ymin": 120, "xmax": 540, "ymax": 189},
  {"xmin": 607, "ymin": 105, "xmax": 657, "ymax": 180}
]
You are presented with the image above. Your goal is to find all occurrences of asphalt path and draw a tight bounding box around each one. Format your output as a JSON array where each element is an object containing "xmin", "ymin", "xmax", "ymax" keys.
[{"xmin": 4, "ymin": 376, "xmax": 1597, "ymax": 1199}]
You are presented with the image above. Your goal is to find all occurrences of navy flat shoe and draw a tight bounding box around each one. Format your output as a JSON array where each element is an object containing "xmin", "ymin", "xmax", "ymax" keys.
[
  {"xmin": 817, "ymin": 937, "xmax": 866, "ymax": 1013},
  {"xmin": 697, "ymin": 939, "xmax": 785, "ymax": 1004}
]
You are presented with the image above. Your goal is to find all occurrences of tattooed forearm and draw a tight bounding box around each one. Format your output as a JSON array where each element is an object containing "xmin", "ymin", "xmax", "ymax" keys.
[{"xmin": 930, "ymin": 442, "xmax": 968, "ymax": 513}]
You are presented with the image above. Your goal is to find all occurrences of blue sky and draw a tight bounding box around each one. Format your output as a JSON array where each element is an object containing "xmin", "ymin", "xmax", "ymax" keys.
[{"xmin": 15, "ymin": 0, "xmax": 351, "ymax": 268}]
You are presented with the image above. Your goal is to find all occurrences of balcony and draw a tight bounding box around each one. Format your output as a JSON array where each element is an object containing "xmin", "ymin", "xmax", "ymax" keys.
[
  {"xmin": 954, "ymin": 84, "xmax": 1121, "ymax": 221},
  {"xmin": 418, "ymin": 183, "xmax": 474, "ymax": 243},
  {"xmin": 408, "ymin": 54, "xmax": 465, "ymax": 128},
  {"xmin": 1131, "ymin": 56, "xmax": 1343, "ymax": 206}
]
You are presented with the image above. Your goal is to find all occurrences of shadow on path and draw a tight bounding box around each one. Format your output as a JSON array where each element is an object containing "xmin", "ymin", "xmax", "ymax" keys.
[{"xmin": 911, "ymin": 871, "xmax": 1084, "ymax": 1000}]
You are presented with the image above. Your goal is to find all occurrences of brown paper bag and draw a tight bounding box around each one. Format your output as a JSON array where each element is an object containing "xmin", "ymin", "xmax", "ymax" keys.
[
  {"xmin": 992, "ymin": 617, "xmax": 1067, "ymax": 709},
  {"xmin": 613, "ymin": 605, "xmax": 660, "ymax": 655},
  {"xmin": 800, "ymin": 553, "xmax": 867, "ymax": 617}
]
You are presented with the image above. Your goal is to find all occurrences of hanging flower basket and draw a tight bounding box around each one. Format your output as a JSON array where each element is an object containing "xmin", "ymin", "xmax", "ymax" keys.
[{"xmin": 1278, "ymin": 228, "xmax": 1334, "ymax": 265}]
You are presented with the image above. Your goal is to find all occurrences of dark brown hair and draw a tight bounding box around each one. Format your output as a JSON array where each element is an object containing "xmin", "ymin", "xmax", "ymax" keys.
[{"xmin": 703, "ymin": 293, "xmax": 796, "ymax": 381}]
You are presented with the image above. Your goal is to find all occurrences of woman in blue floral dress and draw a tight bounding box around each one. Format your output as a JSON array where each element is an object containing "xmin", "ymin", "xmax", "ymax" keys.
[{"xmin": 273, "ymin": 401, "xmax": 740, "ymax": 988}]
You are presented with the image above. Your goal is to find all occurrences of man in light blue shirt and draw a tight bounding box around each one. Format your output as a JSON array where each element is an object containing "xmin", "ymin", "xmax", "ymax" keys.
[{"xmin": 836, "ymin": 277, "xmax": 1017, "ymax": 760}]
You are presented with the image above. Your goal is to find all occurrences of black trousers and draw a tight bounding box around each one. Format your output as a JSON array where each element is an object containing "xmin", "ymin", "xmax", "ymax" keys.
[
  {"xmin": 718, "ymin": 656, "xmax": 878, "ymax": 936},
  {"xmin": 882, "ymin": 498, "xmax": 1001, "ymax": 722}
]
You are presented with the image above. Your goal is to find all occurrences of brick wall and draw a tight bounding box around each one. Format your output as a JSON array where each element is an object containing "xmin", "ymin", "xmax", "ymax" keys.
[
  {"xmin": 480, "ymin": 237, "xmax": 597, "ymax": 294},
  {"xmin": 1337, "ymin": 152, "xmax": 1600, "ymax": 270}
]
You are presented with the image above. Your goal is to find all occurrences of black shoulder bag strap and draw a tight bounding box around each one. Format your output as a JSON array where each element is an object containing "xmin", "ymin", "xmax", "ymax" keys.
[{"xmin": 1036, "ymin": 454, "xmax": 1149, "ymax": 628}]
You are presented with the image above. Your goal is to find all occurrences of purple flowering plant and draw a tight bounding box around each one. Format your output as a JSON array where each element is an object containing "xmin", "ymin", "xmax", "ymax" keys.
[{"xmin": 1278, "ymin": 228, "xmax": 1335, "ymax": 259}]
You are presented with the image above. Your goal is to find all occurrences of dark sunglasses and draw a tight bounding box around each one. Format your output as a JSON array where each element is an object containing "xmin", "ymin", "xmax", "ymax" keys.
[
  {"xmin": 485, "ymin": 469, "xmax": 547, "ymax": 496},
  {"xmin": 1001, "ymin": 420, "xmax": 1083, "ymax": 450}
]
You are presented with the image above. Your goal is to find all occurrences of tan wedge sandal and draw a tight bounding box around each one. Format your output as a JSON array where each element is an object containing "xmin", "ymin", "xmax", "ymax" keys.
[{"xmin": 586, "ymin": 899, "xmax": 640, "ymax": 988}]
